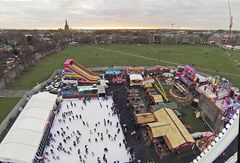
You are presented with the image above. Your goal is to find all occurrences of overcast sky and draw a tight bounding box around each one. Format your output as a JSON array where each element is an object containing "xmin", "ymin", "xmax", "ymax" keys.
[{"xmin": 0, "ymin": 0, "xmax": 239, "ymax": 30}]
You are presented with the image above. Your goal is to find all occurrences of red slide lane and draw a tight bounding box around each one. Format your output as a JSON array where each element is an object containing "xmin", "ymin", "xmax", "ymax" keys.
[
  {"xmin": 69, "ymin": 64, "xmax": 98, "ymax": 82},
  {"xmin": 71, "ymin": 63, "xmax": 98, "ymax": 79},
  {"xmin": 72, "ymin": 60, "xmax": 98, "ymax": 76}
]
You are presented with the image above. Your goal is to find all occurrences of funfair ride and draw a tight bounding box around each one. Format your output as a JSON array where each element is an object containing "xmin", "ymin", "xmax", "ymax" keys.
[
  {"xmin": 177, "ymin": 65, "xmax": 197, "ymax": 87},
  {"xmin": 63, "ymin": 59, "xmax": 99, "ymax": 84}
]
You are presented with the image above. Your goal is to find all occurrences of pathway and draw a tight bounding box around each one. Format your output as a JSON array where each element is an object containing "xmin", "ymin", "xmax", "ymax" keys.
[
  {"xmin": 97, "ymin": 47, "xmax": 240, "ymax": 78},
  {"xmin": 224, "ymin": 51, "xmax": 240, "ymax": 65},
  {"xmin": 0, "ymin": 89, "xmax": 28, "ymax": 97}
]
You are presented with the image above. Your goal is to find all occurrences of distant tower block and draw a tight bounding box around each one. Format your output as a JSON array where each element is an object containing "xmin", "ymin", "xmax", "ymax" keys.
[{"xmin": 64, "ymin": 20, "xmax": 70, "ymax": 31}]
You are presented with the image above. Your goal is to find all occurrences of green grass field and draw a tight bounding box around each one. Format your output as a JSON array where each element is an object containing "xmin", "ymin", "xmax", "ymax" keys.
[
  {"xmin": 2, "ymin": 44, "xmax": 240, "ymax": 135},
  {"xmin": 180, "ymin": 107, "xmax": 208, "ymax": 132},
  {"xmin": 9, "ymin": 44, "xmax": 240, "ymax": 89},
  {"xmin": 228, "ymin": 50, "xmax": 240, "ymax": 61},
  {"xmin": 102, "ymin": 44, "xmax": 240, "ymax": 86},
  {"xmin": 0, "ymin": 97, "xmax": 20, "ymax": 123}
]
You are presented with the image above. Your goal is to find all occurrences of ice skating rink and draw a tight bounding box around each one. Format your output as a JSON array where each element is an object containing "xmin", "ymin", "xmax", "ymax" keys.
[{"xmin": 44, "ymin": 97, "xmax": 131, "ymax": 163}]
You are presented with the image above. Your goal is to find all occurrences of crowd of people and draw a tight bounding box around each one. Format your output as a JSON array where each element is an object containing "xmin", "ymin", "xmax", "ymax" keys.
[{"xmin": 43, "ymin": 96, "xmax": 132, "ymax": 163}]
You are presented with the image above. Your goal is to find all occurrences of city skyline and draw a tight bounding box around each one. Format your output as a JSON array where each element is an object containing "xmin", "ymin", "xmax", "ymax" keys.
[{"xmin": 0, "ymin": 0, "xmax": 240, "ymax": 30}]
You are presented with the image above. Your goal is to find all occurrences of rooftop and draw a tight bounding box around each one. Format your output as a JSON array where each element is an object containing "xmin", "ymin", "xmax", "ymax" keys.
[
  {"xmin": 148, "ymin": 108, "xmax": 195, "ymax": 149},
  {"xmin": 0, "ymin": 92, "xmax": 57, "ymax": 163}
]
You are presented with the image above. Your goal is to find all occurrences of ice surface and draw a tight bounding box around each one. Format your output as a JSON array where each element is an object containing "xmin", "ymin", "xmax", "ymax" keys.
[{"xmin": 44, "ymin": 97, "xmax": 131, "ymax": 163}]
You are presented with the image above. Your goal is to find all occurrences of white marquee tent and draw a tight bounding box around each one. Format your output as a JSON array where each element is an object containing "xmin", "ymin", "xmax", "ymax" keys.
[
  {"xmin": 129, "ymin": 74, "xmax": 144, "ymax": 86},
  {"xmin": 0, "ymin": 92, "xmax": 57, "ymax": 163}
]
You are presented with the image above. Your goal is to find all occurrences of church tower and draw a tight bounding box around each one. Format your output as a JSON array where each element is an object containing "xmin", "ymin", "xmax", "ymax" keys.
[{"xmin": 64, "ymin": 20, "xmax": 70, "ymax": 31}]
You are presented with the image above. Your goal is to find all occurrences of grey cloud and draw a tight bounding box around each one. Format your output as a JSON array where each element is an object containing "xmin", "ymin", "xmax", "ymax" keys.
[{"xmin": 0, "ymin": 0, "xmax": 239, "ymax": 29}]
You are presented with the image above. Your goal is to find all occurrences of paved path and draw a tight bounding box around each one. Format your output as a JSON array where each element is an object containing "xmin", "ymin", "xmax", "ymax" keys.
[
  {"xmin": 0, "ymin": 89, "xmax": 29, "ymax": 97},
  {"xmin": 224, "ymin": 51, "xmax": 240, "ymax": 65},
  {"xmin": 97, "ymin": 47, "xmax": 240, "ymax": 78}
]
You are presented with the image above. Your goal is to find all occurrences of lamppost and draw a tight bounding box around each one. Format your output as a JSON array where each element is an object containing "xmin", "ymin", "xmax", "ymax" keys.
[
  {"xmin": 105, "ymin": 34, "xmax": 107, "ymax": 51},
  {"xmin": 158, "ymin": 50, "xmax": 160, "ymax": 61}
]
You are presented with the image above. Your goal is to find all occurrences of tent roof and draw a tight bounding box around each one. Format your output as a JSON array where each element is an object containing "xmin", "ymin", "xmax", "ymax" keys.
[
  {"xmin": 150, "ymin": 102, "xmax": 178, "ymax": 111},
  {"xmin": 97, "ymin": 85, "xmax": 106, "ymax": 94},
  {"xmin": 0, "ymin": 143, "xmax": 37, "ymax": 163},
  {"xmin": 144, "ymin": 82, "xmax": 153, "ymax": 88},
  {"xmin": 77, "ymin": 85, "xmax": 97, "ymax": 91},
  {"xmin": 149, "ymin": 108, "xmax": 195, "ymax": 149},
  {"xmin": 196, "ymin": 73, "xmax": 207, "ymax": 83},
  {"xmin": 135, "ymin": 113, "xmax": 155, "ymax": 124},
  {"xmin": 151, "ymin": 95, "xmax": 163, "ymax": 103},
  {"xmin": 147, "ymin": 88, "xmax": 156, "ymax": 92},
  {"xmin": 20, "ymin": 107, "xmax": 51, "ymax": 121},
  {"xmin": 146, "ymin": 76, "xmax": 154, "ymax": 80},
  {"xmin": 0, "ymin": 92, "xmax": 57, "ymax": 163},
  {"xmin": 148, "ymin": 122, "xmax": 170, "ymax": 137},
  {"xmin": 105, "ymin": 69, "xmax": 121, "ymax": 75},
  {"xmin": 128, "ymin": 67, "xmax": 143, "ymax": 71},
  {"xmin": 129, "ymin": 74, "xmax": 143, "ymax": 81}
]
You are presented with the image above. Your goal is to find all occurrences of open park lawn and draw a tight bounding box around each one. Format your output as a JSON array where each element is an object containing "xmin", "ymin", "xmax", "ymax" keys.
[
  {"xmin": 9, "ymin": 44, "xmax": 240, "ymax": 90},
  {"xmin": 0, "ymin": 97, "xmax": 20, "ymax": 123},
  {"xmin": 228, "ymin": 49, "xmax": 240, "ymax": 61}
]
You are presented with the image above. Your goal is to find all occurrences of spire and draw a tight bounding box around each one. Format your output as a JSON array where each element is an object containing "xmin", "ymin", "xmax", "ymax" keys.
[{"xmin": 64, "ymin": 19, "xmax": 69, "ymax": 31}]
